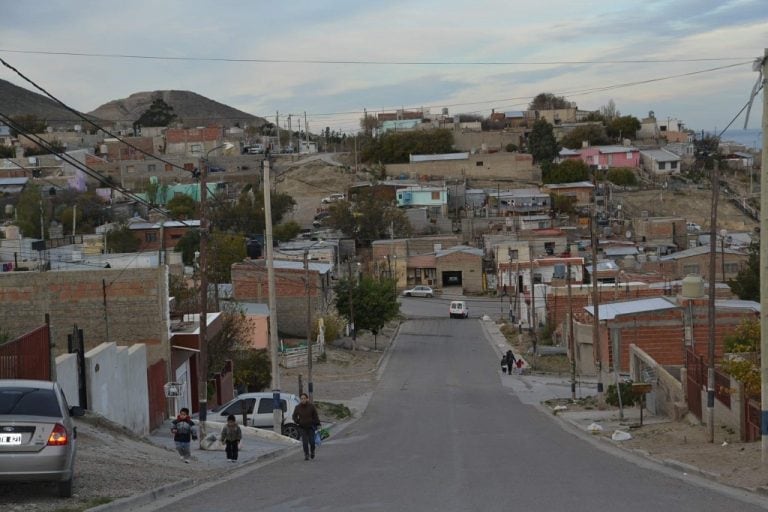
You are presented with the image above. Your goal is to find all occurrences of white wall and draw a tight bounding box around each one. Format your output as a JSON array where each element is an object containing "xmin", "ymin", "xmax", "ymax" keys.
[
  {"xmin": 55, "ymin": 353, "xmax": 80, "ymax": 407},
  {"xmin": 85, "ymin": 342, "xmax": 150, "ymax": 435}
]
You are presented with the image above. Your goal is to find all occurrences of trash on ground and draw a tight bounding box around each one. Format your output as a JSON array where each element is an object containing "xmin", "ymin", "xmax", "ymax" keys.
[
  {"xmin": 587, "ymin": 423, "xmax": 604, "ymax": 434},
  {"xmin": 611, "ymin": 430, "xmax": 632, "ymax": 441}
]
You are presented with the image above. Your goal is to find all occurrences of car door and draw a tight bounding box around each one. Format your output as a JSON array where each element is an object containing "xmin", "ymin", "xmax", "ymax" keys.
[
  {"xmin": 218, "ymin": 398, "xmax": 256, "ymax": 425},
  {"xmin": 251, "ymin": 398, "xmax": 287, "ymax": 427}
]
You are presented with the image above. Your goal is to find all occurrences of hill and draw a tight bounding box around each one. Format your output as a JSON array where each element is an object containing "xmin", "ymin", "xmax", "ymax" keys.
[
  {"xmin": 0, "ymin": 78, "xmax": 94, "ymax": 127},
  {"xmin": 87, "ymin": 90, "xmax": 266, "ymax": 128}
]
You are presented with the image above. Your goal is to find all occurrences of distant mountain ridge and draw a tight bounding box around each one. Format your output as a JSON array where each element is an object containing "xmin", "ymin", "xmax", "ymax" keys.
[
  {"xmin": 0, "ymin": 78, "xmax": 96, "ymax": 126},
  {"xmin": 87, "ymin": 90, "xmax": 266, "ymax": 128}
]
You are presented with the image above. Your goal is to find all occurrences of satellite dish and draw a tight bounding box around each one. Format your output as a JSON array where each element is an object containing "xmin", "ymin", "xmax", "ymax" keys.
[{"xmin": 625, "ymin": 231, "xmax": 632, "ymax": 239}]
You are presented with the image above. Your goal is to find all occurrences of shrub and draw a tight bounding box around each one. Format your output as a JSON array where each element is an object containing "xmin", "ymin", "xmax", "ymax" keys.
[{"xmin": 605, "ymin": 380, "xmax": 638, "ymax": 407}]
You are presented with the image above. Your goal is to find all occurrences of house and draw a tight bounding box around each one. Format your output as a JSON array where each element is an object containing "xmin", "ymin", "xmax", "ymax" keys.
[
  {"xmin": 725, "ymin": 151, "xmax": 754, "ymax": 169},
  {"xmin": 640, "ymin": 149, "xmax": 681, "ymax": 176},
  {"xmin": 127, "ymin": 218, "xmax": 201, "ymax": 252},
  {"xmin": 631, "ymin": 216, "xmax": 688, "ymax": 251},
  {"xmin": 101, "ymin": 137, "xmax": 155, "ymax": 161},
  {"xmin": 541, "ymin": 181, "xmax": 594, "ymax": 208},
  {"xmin": 556, "ymin": 147, "xmax": 581, "ymax": 163},
  {"xmin": 231, "ymin": 259, "xmax": 332, "ymax": 338},
  {"xmin": 405, "ymin": 245, "xmax": 484, "ymax": 293},
  {"xmin": 165, "ymin": 126, "xmax": 228, "ymax": 157},
  {"xmin": 488, "ymin": 188, "xmax": 550, "ymax": 216},
  {"xmin": 372, "ymin": 236, "xmax": 458, "ymax": 289},
  {"xmin": 396, "ymin": 186, "xmax": 448, "ymax": 215},
  {"xmin": 0, "ymin": 176, "xmax": 28, "ymax": 194},
  {"xmin": 578, "ymin": 145, "xmax": 640, "ymax": 169},
  {"xmin": 657, "ymin": 245, "xmax": 748, "ymax": 281}
]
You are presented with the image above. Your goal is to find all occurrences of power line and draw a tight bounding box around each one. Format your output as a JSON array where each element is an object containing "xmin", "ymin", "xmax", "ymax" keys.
[{"xmin": 0, "ymin": 48, "xmax": 752, "ymax": 65}]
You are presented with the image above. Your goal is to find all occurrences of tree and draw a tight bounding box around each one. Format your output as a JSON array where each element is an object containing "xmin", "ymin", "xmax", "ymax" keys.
[
  {"xmin": 720, "ymin": 318, "xmax": 760, "ymax": 397},
  {"xmin": 605, "ymin": 168, "xmax": 638, "ymax": 187},
  {"xmin": 106, "ymin": 225, "xmax": 140, "ymax": 253},
  {"xmin": 273, "ymin": 221, "xmax": 302, "ymax": 242},
  {"xmin": 550, "ymin": 194, "xmax": 577, "ymax": 215},
  {"xmin": 8, "ymin": 114, "xmax": 47, "ymax": 137},
  {"xmin": 560, "ymin": 124, "xmax": 609, "ymax": 149},
  {"xmin": 543, "ymin": 159, "xmax": 590, "ymax": 184},
  {"xmin": 208, "ymin": 233, "xmax": 246, "ymax": 284},
  {"xmin": 209, "ymin": 188, "xmax": 295, "ymax": 236},
  {"xmin": 360, "ymin": 129, "xmax": 455, "ymax": 164},
  {"xmin": 174, "ymin": 229, "xmax": 201, "ymax": 265},
  {"xmin": 529, "ymin": 93, "xmax": 570, "ymax": 110},
  {"xmin": 728, "ymin": 241, "xmax": 758, "ymax": 301},
  {"xmin": 0, "ymin": 145, "xmax": 15, "ymax": 158},
  {"xmin": 133, "ymin": 98, "xmax": 176, "ymax": 130},
  {"xmin": 334, "ymin": 276, "xmax": 400, "ymax": 344},
  {"xmin": 326, "ymin": 194, "xmax": 411, "ymax": 246},
  {"xmin": 606, "ymin": 115, "xmax": 641, "ymax": 140},
  {"xmin": 505, "ymin": 143, "xmax": 519, "ymax": 152},
  {"xmin": 207, "ymin": 304, "xmax": 251, "ymax": 378},
  {"xmin": 359, "ymin": 114, "xmax": 378, "ymax": 134},
  {"xmin": 24, "ymin": 140, "xmax": 65, "ymax": 157},
  {"xmin": 599, "ymin": 99, "xmax": 620, "ymax": 120},
  {"xmin": 167, "ymin": 194, "xmax": 197, "ymax": 219},
  {"xmin": 13, "ymin": 183, "xmax": 43, "ymax": 237},
  {"xmin": 527, "ymin": 120, "xmax": 559, "ymax": 165}
]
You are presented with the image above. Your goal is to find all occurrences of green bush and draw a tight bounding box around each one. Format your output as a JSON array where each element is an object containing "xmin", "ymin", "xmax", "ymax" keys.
[{"xmin": 605, "ymin": 380, "xmax": 639, "ymax": 407}]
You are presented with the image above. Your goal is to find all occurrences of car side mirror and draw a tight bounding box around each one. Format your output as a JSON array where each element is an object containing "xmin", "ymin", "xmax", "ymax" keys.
[{"xmin": 70, "ymin": 406, "xmax": 85, "ymax": 417}]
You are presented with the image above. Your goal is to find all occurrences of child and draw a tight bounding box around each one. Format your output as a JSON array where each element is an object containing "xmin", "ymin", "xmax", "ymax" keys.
[
  {"xmin": 220, "ymin": 414, "xmax": 243, "ymax": 463},
  {"xmin": 515, "ymin": 358, "xmax": 524, "ymax": 374},
  {"xmin": 500, "ymin": 356, "xmax": 508, "ymax": 374},
  {"xmin": 171, "ymin": 407, "xmax": 197, "ymax": 463}
]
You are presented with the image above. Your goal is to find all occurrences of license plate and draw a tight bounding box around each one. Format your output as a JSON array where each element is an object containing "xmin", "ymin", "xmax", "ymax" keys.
[{"xmin": 0, "ymin": 433, "xmax": 22, "ymax": 445}]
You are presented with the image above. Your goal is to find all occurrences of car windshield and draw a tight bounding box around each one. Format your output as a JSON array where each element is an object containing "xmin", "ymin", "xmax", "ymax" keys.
[{"xmin": 0, "ymin": 388, "xmax": 61, "ymax": 417}]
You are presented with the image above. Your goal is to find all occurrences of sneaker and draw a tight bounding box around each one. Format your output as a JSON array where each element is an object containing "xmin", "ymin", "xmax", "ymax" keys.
[
  {"xmin": 304, "ymin": 455, "xmax": 309, "ymax": 461},
  {"xmin": 184, "ymin": 459, "xmax": 190, "ymax": 464},
  {"xmin": 310, "ymin": 452, "xmax": 315, "ymax": 459}
]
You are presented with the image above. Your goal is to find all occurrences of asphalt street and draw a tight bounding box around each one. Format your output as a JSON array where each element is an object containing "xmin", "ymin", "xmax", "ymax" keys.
[{"xmin": 132, "ymin": 303, "xmax": 767, "ymax": 511}]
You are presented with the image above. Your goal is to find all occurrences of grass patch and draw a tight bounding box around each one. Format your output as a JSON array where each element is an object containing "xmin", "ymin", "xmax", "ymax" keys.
[
  {"xmin": 530, "ymin": 354, "xmax": 571, "ymax": 375},
  {"xmin": 315, "ymin": 401, "xmax": 352, "ymax": 420}
]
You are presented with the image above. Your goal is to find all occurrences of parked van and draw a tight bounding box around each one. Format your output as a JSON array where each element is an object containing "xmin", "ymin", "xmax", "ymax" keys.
[{"xmin": 449, "ymin": 301, "xmax": 469, "ymax": 319}]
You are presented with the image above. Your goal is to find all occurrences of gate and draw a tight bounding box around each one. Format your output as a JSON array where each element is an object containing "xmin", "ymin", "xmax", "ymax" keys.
[
  {"xmin": 0, "ymin": 325, "xmax": 51, "ymax": 380},
  {"xmin": 745, "ymin": 398, "xmax": 761, "ymax": 442},
  {"xmin": 685, "ymin": 349, "xmax": 704, "ymax": 420}
]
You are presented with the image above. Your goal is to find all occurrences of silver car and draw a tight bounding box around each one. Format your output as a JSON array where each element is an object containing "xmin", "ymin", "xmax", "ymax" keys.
[
  {"xmin": 402, "ymin": 285, "xmax": 434, "ymax": 298},
  {"xmin": 0, "ymin": 379, "xmax": 84, "ymax": 497}
]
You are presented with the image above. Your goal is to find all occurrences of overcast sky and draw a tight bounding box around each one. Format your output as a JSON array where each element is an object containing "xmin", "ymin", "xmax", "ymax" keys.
[{"xmin": 1, "ymin": 0, "xmax": 765, "ymax": 134}]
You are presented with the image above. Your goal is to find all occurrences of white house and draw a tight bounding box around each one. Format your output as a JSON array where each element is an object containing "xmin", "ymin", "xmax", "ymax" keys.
[{"xmin": 640, "ymin": 149, "xmax": 681, "ymax": 176}]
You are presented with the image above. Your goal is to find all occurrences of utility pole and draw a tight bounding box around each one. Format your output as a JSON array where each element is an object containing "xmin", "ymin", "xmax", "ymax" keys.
[
  {"xmin": 591, "ymin": 175, "xmax": 604, "ymax": 406},
  {"xmin": 304, "ymin": 111, "xmax": 309, "ymax": 152},
  {"xmin": 72, "ymin": 204, "xmax": 77, "ymax": 236},
  {"xmin": 528, "ymin": 243, "xmax": 537, "ymax": 359},
  {"xmin": 304, "ymin": 249, "xmax": 314, "ymax": 400},
  {"xmin": 263, "ymin": 159, "xmax": 283, "ymax": 435},
  {"xmin": 707, "ymin": 157, "xmax": 720, "ymax": 443},
  {"xmin": 567, "ymin": 263, "xmax": 576, "ymax": 400},
  {"xmin": 288, "ymin": 114, "xmax": 292, "ymax": 151},
  {"xmin": 275, "ymin": 111, "xmax": 280, "ymax": 153},
  {"xmin": 197, "ymin": 154, "xmax": 210, "ymax": 445},
  {"xmin": 759, "ymin": 47, "xmax": 768, "ymax": 464},
  {"xmin": 347, "ymin": 259, "xmax": 356, "ymax": 347}
]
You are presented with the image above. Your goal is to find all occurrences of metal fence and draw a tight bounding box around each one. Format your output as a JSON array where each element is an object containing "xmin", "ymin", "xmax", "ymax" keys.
[{"xmin": 0, "ymin": 325, "xmax": 51, "ymax": 380}]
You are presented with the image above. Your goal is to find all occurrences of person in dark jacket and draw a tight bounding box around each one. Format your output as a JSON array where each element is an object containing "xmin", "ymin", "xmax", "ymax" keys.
[
  {"xmin": 292, "ymin": 393, "xmax": 320, "ymax": 461},
  {"xmin": 171, "ymin": 407, "xmax": 197, "ymax": 463},
  {"xmin": 220, "ymin": 414, "xmax": 243, "ymax": 462},
  {"xmin": 505, "ymin": 350, "xmax": 516, "ymax": 375}
]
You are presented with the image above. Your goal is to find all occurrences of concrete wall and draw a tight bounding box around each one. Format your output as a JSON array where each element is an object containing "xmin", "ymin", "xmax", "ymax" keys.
[
  {"xmin": 452, "ymin": 131, "xmax": 526, "ymax": 152},
  {"xmin": 629, "ymin": 344, "xmax": 684, "ymax": 419},
  {"xmin": 436, "ymin": 251, "xmax": 483, "ymax": 293},
  {"xmin": 0, "ymin": 267, "xmax": 171, "ymax": 369},
  {"xmin": 386, "ymin": 153, "xmax": 539, "ymax": 182},
  {"xmin": 55, "ymin": 353, "xmax": 80, "ymax": 407},
  {"xmin": 85, "ymin": 342, "xmax": 150, "ymax": 435}
]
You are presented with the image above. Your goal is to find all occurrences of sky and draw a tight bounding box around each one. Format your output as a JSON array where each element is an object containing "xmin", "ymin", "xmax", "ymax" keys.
[{"xmin": 0, "ymin": 0, "xmax": 766, "ymax": 135}]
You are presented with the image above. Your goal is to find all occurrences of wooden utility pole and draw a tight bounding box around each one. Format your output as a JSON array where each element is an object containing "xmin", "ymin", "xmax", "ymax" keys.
[
  {"xmin": 304, "ymin": 249, "xmax": 314, "ymax": 400},
  {"xmin": 567, "ymin": 263, "xmax": 576, "ymax": 400},
  {"xmin": 263, "ymin": 159, "xmax": 282, "ymax": 434},
  {"xmin": 758, "ymin": 48, "xmax": 768, "ymax": 464},
  {"xmin": 197, "ymin": 153, "xmax": 209, "ymax": 443},
  {"xmin": 590, "ymin": 175, "xmax": 604, "ymax": 406}
]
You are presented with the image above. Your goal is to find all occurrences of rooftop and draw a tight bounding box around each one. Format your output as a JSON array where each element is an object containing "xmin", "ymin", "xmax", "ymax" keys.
[{"xmin": 584, "ymin": 297, "xmax": 679, "ymax": 320}]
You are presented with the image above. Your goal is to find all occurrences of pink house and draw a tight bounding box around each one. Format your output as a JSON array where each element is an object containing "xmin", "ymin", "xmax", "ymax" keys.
[{"xmin": 577, "ymin": 145, "xmax": 640, "ymax": 169}]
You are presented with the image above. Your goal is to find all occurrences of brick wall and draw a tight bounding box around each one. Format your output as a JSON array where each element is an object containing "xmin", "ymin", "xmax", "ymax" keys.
[
  {"xmin": 386, "ymin": 153, "xmax": 539, "ymax": 182},
  {"xmin": 0, "ymin": 267, "xmax": 171, "ymax": 368},
  {"xmin": 231, "ymin": 262, "xmax": 328, "ymax": 338},
  {"xmin": 436, "ymin": 251, "xmax": 483, "ymax": 293}
]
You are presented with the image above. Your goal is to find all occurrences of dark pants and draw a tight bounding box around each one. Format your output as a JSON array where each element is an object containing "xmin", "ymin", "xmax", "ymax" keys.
[
  {"xmin": 300, "ymin": 426, "xmax": 316, "ymax": 456},
  {"xmin": 225, "ymin": 440, "xmax": 239, "ymax": 460}
]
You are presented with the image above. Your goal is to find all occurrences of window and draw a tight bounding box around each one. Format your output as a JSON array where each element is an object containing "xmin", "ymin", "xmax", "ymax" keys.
[
  {"xmin": 671, "ymin": 161, "xmax": 678, "ymax": 169},
  {"xmin": 682, "ymin": 264, "xmax": 700, "ymax": 275},
  {"xmin": 476, "ymin": 161, "xmax": 483, "ymax": 166},
  {"xmin": 145, "ymin": 232, "xmax": 157, "ymax": 242},
  {"xmin": 508, "ymin": 249, "xmax": 519, "ymax": 260},
  {"xmin": 544, "ymin": 242, "xmax": 555, "ymax": 255},
  {"xmin": 424, "ymin": 268, "xmax": 436, "ymax": 279},
  {"xmin": 658, "ymin": 162, "xmax": 666, "ymax": 170},
  {"xmin": 223, "ymin": 398, "xmax": 255, "ymax": 415},
  {"xmin": 724, "ymin": 263, "xmax": 740, "ymax": 274},
  {"xmin": 533, "ymin": 273, "xmax": 543, "ymax": 284},
  {"xmin": 190, "ymin": 144, "xmax": 203, "ymax": 154},
  {"xmin": 0, "ymin": 388, "xmax": 60, "ymax": 416},
  {"xmin": 147, "ymin": 164, "xmax": 156, "ymax": 172},
  {"xmin": 431, "ymin": 191, "xmax": 440, "ymax": 200},
  {"xmin": 257, "ymin": 398, "xmax": 287, "ymax": 414}
]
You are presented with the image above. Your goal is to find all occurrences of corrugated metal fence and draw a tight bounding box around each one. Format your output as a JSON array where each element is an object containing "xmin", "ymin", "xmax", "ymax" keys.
[{"xmin": 0, "ymin": 325, "xmax": 51, "ymax": 380}]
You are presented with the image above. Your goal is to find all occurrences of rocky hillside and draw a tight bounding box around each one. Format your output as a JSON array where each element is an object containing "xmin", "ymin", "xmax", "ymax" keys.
[
  {"xmin": 0, "ymin": 78, "xmax": 94, "ymax": 127},
  {"xmin": 87, "ymin": 90, "xmax": 266, "ymax": 128}
]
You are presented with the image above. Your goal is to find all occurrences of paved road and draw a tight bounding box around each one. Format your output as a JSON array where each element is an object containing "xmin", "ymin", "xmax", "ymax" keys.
[
  {"xmin": 134, "ymin": 317, "xmax": 766, "ymax": 511},
  {"xmin": 399, "ymin": 295, "xmax": 515, "ymax": 320}
]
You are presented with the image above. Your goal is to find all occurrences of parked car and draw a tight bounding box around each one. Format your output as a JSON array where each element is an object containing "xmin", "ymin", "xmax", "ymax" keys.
[
  {"xmin": 449, "ymin": 300, "xmax": 469, "ymax": 319},
  {"xmin": 208, "ymin": 166, "xmax": 226, "ymax": 173},
  {"xmin": 0, "ymin": 379, "xmax": 84, "ymax": 497},
  {"xmin": 402, "ymin": 285, "xmax": 434, "ymax": 298},
  {"xmin": 212, "ymin": 392, "xmax": 301, "ymax": 439},
  {"xmin": 247, "ymin": 144, "xmax": 265, "ymax": 154},
  {"xmin": 321, "ymin": 193, "xmax": 345, "ymax": 204}
]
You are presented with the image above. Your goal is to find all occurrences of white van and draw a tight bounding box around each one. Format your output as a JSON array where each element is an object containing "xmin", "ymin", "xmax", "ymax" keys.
[{"xmin": 449, "ymin": 301, "xmax": 469, "ymax": 319}]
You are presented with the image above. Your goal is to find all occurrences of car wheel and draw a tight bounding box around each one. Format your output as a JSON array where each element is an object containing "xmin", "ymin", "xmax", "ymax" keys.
[
  {"xmin": 405, "ymin": 292, "xmax": 411, "ymax": 297},
  {"xmin": 427, "ymin": 293, "xmax": 433, "ymax": 298},
  {"xmin": 58, "ymin": 477, "xmax": 73, "ymax": 498},
  {"xmin": 282, "ymin": 424, "xmax": 301, "ymax": 440}
]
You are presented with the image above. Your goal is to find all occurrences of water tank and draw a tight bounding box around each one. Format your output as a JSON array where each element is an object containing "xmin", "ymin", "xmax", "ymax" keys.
[
  {"xmin": 5, "ymin": 225, "xmax": 20, "ymax": 240},
  {"xmin": 681, "ymin": 274, "xmax": 705, "ymax": 298},
  {"xmin": 637, "ymin": 253, "xmax": 647, "ymax": 264}
]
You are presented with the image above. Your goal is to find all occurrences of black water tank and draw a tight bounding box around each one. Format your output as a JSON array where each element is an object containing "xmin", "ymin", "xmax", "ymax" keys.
[{"xmin": 246, "ymin": 239, "xmax": 263, "ymax": 259}]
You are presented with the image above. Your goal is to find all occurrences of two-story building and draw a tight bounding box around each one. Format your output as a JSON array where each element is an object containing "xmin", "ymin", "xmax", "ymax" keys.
[{"xmin": 396, "ymin": 186, "xmax": 448, "ymax": 216}]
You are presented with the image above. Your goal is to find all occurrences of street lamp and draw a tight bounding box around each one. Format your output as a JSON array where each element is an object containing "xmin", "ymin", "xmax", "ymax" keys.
[{"xmin": 197, "ymin": 141, "xmax": 233, "ymax": 446}]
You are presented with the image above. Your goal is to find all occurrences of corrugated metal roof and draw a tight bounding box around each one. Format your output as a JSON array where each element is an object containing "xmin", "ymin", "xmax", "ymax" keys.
[
  {"xmin": 660, "ymin": 245, "xmax": 746, "ymax": 261},
  {"xmin": 584, "ymin": 297, "xmax": 679, "ymax": 320},
  {"xmin": 410, "ymin": 153, "xmax": 469, "ymax": 162},
  {"xmin": 597, "ymin": 145, "xmax": 639, "ymax": 154},
  {"xmin": 238, "ymin": 302, "xmax": 270, "ymax": 316},
  {"xmin": 716, "ymin": 300, "xmax": 760, "ymax": 312},
  {"xmin": 436, "ymin": 245, "xmax": 483, "ymax": 258},
  {"xmin": 559, "ymin": 148, "xmax": 580, "ymax": 156},
  {"xmin": 0, "ymin": 177, "xmax": 29, "ymax": 186},
  {"xmin": 640, "ymin": 149, "xmax": 681, "ymax": 162},
  {"xmin": 604, "ymin": 246, "xmax": 639, "ymax": 256},
  {"xmin": 545, "ymin": 181, "xmax": 594, "ymax": 189}
]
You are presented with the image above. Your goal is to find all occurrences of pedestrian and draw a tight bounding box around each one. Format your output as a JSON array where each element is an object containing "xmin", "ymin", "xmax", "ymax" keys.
[
  {"xmin": 220, "ymin": 414, "xmax": 242, "ymax": 463},
  {"xmin": 291, "ymin": 392, "xmax": 320, "ymax": 461},
  {"xmin": 171, "ymin": 407, "xmax": 197, "ymax": 463},
  {"xmin": 505, "ymin": 350, "xmax": 516, "ymax": 375},
  {"xmin": 500, "ymin": 356, "xmax": 508, "ymax": 374}
]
